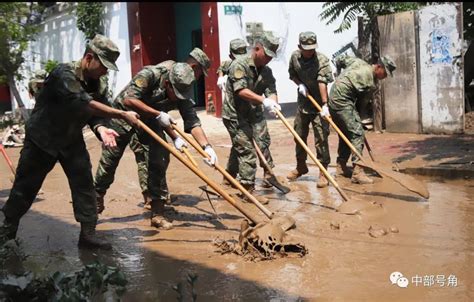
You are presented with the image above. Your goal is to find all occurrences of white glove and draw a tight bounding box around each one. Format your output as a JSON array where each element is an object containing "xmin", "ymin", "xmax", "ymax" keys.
[
  {"xmin": 262, "ymin": 98, "xmax": 281, "ymax": 116},
  {"xmin": 320, "ymin": 103, "xmax": 330, "ymax": 117},
  {"xmin": 156, "ymin": 112, "xmax": 175, "ymax": 128},
  {"xmin": 173, "ymin": 137, "xmax": 187, "ymax": 151},
  {"xmin": 298, "ymin": 84, "xmax": 308, "ymax": 97},
  {"xmin": 217, "ymin": 75, "xmax": 227, "ymax": 90},
  {"xmin": 203, "ymin": 145, "xmax": 218, "ymax": 166}
]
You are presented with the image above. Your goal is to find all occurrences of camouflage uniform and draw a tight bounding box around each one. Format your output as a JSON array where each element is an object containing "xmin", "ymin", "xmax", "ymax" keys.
[
  {"xmin": 112, "ymin": 61, "xmax": 200, "ymax": 205},
  {"xmin": 1, "ymin": 35, "xmax": 119, "ymax": 230},
  {"xmin": 288, "ymin": 33, "xmax": 334, "ymax": 170},
  {"xmin": 328, "ymin": 56, "xmax": 396, "ymax": 164},
  {"xmin": 223, "ymin": 33, "xmax": 279, "ymax": 186},
  {"xmin": 28, "ymin": 70, "xmax": 47, "ymax": 100},
  {"xmin": 221, "ymin": 38, "xmax": 274, "ymax": 179}
]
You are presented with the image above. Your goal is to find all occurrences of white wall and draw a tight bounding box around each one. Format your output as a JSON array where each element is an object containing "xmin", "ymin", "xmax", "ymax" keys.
[
  {"xmin": 12, "ymin": 2, "xmax": 132, "ymax": 110},
  {"xmin": 216, "ymin": 2, "xmax": 358, "ymax": 104},
  {"xmin": 419, "ymin": 3, "xmax": 464, "ymax": 133}
]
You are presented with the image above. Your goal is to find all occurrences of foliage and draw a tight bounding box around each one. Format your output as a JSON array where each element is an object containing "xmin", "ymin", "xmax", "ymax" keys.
[
  {"xmin": 319, "ymin": 2, "xmax": 425, "ymax": 34},
  {"xmin": 43, "ymin": 59, "xmax": 59, "ymax": 74},
  {"xmin": 75, "ymin": 2, "xmax": 104, "ymax": 41},
  {"xmin": 0, "ymin": 260, "xmax": 128, "ymax": 301},
  {"xmin": 0, "ymin": 2, "xmax": 42, "ymax": 82}
]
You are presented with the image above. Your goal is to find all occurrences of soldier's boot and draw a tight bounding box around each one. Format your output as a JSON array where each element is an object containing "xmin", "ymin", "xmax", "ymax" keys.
[
  {"xmin": 0, "ymin": 218, "xmax": 19, "ymax": 243},
  {"xmin": 316, "ymin": 165, "xmax": 329, "ymax": 188},
  {"xmin": 96, "ymin": 191, "xmax": 106, "ymax": 214},
  {"xmin": 78, "ymin": 222, "xmax": 112, "ymax": 250},
  {"xmin": 143, "ymin": 191, "xmax": 152, "ymax": 211},
  {"xmin": 336, "ymin": 160, "xmax": 352, "ymax": 178},
  {"xmin": 351, "ymin": 165, "xmax": 374, "ymax": 184},
  {"xmin": 150, "ymin": 201, "xmax": 173, "ymax": 230},
  {"xmin": 286, "ymin": 161, "xmax": 309, "ymax": 181},
  {"xmin": 261, "ymin": 170, "xmax": 273, "ymax": 188},
  {"xmin": 239, "ymin": 183, "xmax": 269, "ymax": 205}
]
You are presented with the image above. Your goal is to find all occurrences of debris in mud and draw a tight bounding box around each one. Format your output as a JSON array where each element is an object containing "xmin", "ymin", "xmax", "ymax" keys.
[
  {"xmin": 330, "ymin": 221, "xmax": 340, "ymax": 230},
  {"xmin": 368, "ymin": 225, "xmax": 388, "ymax": 238},
  {"xmin": 213, "ymin": 219, "xmax": 307, "ymax": 261},
  {"xmin": 1, "ymin": 125, "xmax": 25, "ymax": 147},
  {"xmin": 390, "ymin": 226, "xmax": 399, "ymax": 233}
]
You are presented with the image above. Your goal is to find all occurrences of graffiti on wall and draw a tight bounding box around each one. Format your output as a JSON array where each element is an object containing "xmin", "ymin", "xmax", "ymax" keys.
[{"xmin": 430, "ymin": 29, "xmax": 452, "ymax": 64}]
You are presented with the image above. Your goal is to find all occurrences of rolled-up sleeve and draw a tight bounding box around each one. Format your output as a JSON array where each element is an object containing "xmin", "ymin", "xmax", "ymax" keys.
[
  {"xmin": 317, "ymin": 55, "xmax": 334, "ymax": 84},
  {"xmin": 229, "ymin": 62, "xmax": 249, "ymax": 92},
  {"xmin": 178, "ymin": 99, "xmax": 201, "ymax": 133}
]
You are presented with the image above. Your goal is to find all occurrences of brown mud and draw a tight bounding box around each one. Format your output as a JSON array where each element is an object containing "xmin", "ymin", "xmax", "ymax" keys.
[{"xmin": 0, "ymin": 115, "xmax": 473, "ymax": 301}]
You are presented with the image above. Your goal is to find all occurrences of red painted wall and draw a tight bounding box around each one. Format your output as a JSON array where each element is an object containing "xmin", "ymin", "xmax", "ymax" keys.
[{"xmin": 200, "ymin": 2, "xmax": 222, "ymax": 117}]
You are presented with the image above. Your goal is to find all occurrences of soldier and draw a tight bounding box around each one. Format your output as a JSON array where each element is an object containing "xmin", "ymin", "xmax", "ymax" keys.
[
  {"xmin": 328, "ymin": 56, "xmax": 396, "ymax": 183},
  {"xmin": 0, "ymin": 34, "xmax": 140, "ymax": 250},
  {"xmin": 223, "ymin": 32, "xmax": 281, "ymax": 198},
  {"xmin": 218, "ymin": 39, "xmax": 247, "ymax": 182},
  {"xmin": 110, "ymin": 60, "xmax": 217, "ymax": 230},
  {"xmin": 94, "ymin": 48, "xmax": 211, "ymax": 213},
  {"xmin": 28, "ymin": 69, "xmax": 47, "ymax": 101},
  {"xmin": 286, "ymin": 31, "xmax": 334, "ymax": 188}
]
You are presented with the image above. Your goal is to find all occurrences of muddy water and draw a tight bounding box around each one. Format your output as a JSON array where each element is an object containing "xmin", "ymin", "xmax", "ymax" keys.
[{"xmin": 0, "ymin": 132, "xmax": 473, "ymax": 301}]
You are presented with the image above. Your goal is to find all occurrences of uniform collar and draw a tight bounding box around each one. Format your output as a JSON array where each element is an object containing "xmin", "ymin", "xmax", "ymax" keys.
[{"xmin": 74, "ymin": 60, "xmax": 86, "ymax": 83}]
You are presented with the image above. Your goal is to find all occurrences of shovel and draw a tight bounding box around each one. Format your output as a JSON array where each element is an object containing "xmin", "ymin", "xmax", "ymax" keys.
[
  {"xmin": 252, "ymin": 139, "xmax": 291, "ymax": 194},
  {"xmin": 274, "ymin": 109, "xmax": 350, "ymax": 202},
  {"xmin": 139, "ymin": 120, "xmax": 303, "ymax": 256},
  {"xmin": 1, "ymin": 142, "xmax": 16, "ymax": 183},
  {"xmin": 171, "ymin": 124, "xmax": 275, "ymax": 219},
  {"xmin": 364, "ymin": 137, "xmax": 376, "ymax": 162},
  {"xmin": 306, "ymin": 93, "xmax": 429, "ymax": 199}
]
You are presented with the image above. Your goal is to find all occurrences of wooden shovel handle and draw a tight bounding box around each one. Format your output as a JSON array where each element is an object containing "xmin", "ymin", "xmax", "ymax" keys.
[
  {"xmin": 274, "ymin": 109, "xmax": 349, "ymax": 202},
  {"xmin": 306, "ymin": 94, "xmax": 366, "ymax": 163},
  {"xmin": 171, "ymin": 124, "xmax": 273, "ymax": 219},
  {"xmin": 0, "ymin": 143, "xmax": 16, "ymax": 176},
  {"xmin": 181, "ymin": 147, "xmax": 198, "ymax": 167}
]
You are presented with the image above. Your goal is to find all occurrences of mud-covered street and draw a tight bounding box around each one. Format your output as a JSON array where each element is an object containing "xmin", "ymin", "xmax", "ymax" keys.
[{"xmin": 1, "ymin": 111, "xmax": 473, "ymax": 301}]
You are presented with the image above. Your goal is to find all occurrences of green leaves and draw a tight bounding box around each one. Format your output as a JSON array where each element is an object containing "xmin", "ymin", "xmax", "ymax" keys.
[
  {"xmin": 0, "ymin": 260, "xmax": 128, "ymax": 301},
  {"xmin": 75, "ymin": 2, "xmax": 104, "ymax": 41},
  {"xmin": 0, "ymin": 2, "xmax": 41, "ymax": 80},
  {"xmin": 319, "ymin": 2, "xmax": 426, "ymax": 34}
]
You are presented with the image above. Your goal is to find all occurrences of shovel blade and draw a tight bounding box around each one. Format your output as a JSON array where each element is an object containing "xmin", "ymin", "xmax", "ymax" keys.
[
  {"xmin": 267, "ymin": 175, "xmax": 291, "ymax": 194},
  {"xmin": 356, "ymin": 161, "xmax": 430, "ymax": 199}
]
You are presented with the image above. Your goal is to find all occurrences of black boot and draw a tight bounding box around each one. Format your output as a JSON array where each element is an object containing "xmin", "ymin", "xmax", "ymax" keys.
[
  {"xmin": 96, "ymin": 191, "xmax": 106, "ymax": 214},
  {"xmin": 78, "ymin": 222, "xmax": 112, "ymax": 250},
  {"xmin": 0, "ymin": 218, "xmax": 19, "ymax": 243}
]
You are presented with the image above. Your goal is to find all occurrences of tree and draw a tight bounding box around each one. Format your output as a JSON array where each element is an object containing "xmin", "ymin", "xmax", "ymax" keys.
[
  {"xmin": 320, "ymin": 2, "xmax": 424, "ymax": 62},
  {"xmin": 75, "ymin": 2, "xmax": 104, "ymax": 41},
  {"xmin": 319, "ymin": 2, "xmax": 427, "ymax": 131},
  {"xmin": 0, "ymin": 2, "xmax": 42, "ymax": 120}
]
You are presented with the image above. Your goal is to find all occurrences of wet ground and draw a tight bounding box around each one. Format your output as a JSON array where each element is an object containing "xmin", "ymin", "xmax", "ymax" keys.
[{"xmin": 1, "ymin": 111, "xmax": 473, "ymax": 301}]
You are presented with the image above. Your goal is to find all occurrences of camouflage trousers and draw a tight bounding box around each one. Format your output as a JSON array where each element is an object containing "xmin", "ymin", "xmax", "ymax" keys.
[
  {"xmin": 329, "ymin": 106, "xmax": 364, "ymax": 164},
  {"xmin": 2, "ymin": 138, "xmax": 97, "ymax": 223},
  {"xmin": 94, "ymin": 120, "xmax": 149, "ymax": 195},
  {"xmin": 147, "ymin": 123, "xmax": 170, "ymax": 203},
  {"xmin": 223, "ymin": 118, "xmax": 274, "ymax": 186},
  {"xmin": 293, "ymin": 109, "xmax": 331, "ymax": 167}
]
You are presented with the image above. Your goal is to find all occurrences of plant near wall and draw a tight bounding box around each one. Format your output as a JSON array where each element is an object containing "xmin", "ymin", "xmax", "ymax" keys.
[
  {"xmin": 75, "ymin": 2, "xmax": 104, "ymax": 41},
  {"xmin": 0, "ymin": 2, "xmax": 43, "ymax": 121},
  {"xmin": 43, "ymin": 59, "xmax": 58, "ymax": 74}
]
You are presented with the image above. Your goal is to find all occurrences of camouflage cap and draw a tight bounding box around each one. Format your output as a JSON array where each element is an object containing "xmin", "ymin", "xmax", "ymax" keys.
[
  {"xmin": 189, "ymin": 47, "xmax": 210, "ymax": 77},
  {"xmin": 169, "ymin": 62, "xmax": 196, "ymax": 100},
  {"xmin": 229, "ymin": 38, "xmax": 247, "ymax": 58},
  {"xmin": 299, "ymin": 31, "xmax": 317, "ymax": 50},
  {"xmin": 31, "ymin": 69, "xmax": 47, "ymax": 83},
  {"xmin": 88, "ymin": 34, "xmax": 120, "ymax": 71},
  {"xmin": 381, "ymin": 56, "xmax": 397, "ymax": 77},
  {"xmin": 257, "ymin": 31, "xmax": 279, "ymax": 58}
]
